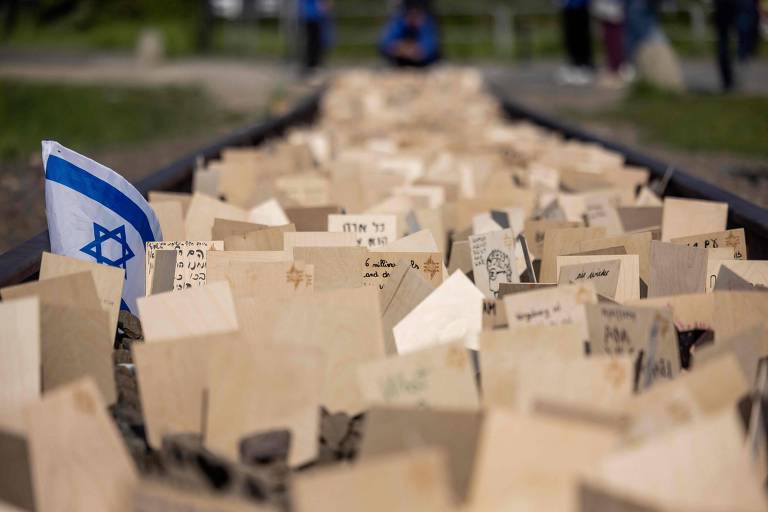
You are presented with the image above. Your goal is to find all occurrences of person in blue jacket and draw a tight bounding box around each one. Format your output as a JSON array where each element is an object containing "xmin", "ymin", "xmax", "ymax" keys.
[
  {"xmin": 379, "ymin": 0, "xmax": 441, "ymax": 67},
  {"xmin": 299, "ymin": 0, "xmax": 332, "ymax": 72}
]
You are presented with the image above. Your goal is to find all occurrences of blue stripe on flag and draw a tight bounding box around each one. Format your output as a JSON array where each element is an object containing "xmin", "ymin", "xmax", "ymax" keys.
[{"xmin": 45, "ymin": 155, "xmax": 156, "ymax": 245}]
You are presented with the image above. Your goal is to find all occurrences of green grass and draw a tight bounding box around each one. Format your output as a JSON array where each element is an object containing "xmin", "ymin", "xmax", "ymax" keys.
[
  {"xmin": 568, "ymin": 84, "xmax": 768, "ymax": 159},
  {"xmin": 0, "ymin": 79, "xmax": 244, "ymax": 163},
  {"xmin": 2, "ymin": 18, "xmax": 198, "ymax": 56}
]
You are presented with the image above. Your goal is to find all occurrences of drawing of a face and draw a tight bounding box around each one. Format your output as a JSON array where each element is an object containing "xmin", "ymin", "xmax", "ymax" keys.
[{"xmin": 486, "ymin": 249, "xmax": 513, "ymax": 297}]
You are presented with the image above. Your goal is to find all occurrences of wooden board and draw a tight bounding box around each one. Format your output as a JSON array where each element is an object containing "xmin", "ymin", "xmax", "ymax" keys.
[
  {"xmin": 362, "ymin": 252, "xmax": 443, "ymax": 291},
  {"xmin": 557, "ymin": 255, "xmax": 639, "ymax": 302},
  {"xmin": 0, "ymin": 298, "xmax": 40, "ymax": 414},
  {"xmin": 481, "ymin": 299, "xmax": 508, "ymax": 330},
  {"xmin": 356, "ymin": 341, "xmax": 479, "ymax": 410},
  {"xmin": 149, "ymin": 250, "xmax": 177, "ymax": 294},
  {"xmin": 207, "ymin": 260, "xmax": 314, "ymax": 297},
  {"xmin": 595, "ymin": 410, "xmax": 766, "ymax": 512},
  {"xmin": 584, "ymin": 194, "xmax": 624, "ymax": 235},
  {"xmin": 628, "ymin": 293, "xmax": 715, "ymax": 333},
  {"xmin": 292, "ymin": 247, "xmax": 366, "ymax": 291},
  {"xmin": 502, "ymin": 283, "xmax": 597, "ymax": 341},
  {"xmin": 713, "ymin": 260, "xmax": 768, "ymax": 290},
  {"xmin": 469, "ymin": 229, "xmax": 518, "ymax": 299},
  {"xmin": 393, "ymin": 271, "xmax": 484, "ymax": 353},
  {"xmin": 39, "ymin": 252, "xmax": 124, "ymax": 339},
  {"xmin": 205, "ymin": 341, "xmax": 324, "ymax": 467},
  {"xmin": 270, "ymin": 286, "xmax": 386, "ymax": 414},
  {"xmin": 292, "ymin": 448, "xmax": 451, "ymax": 512},
  {"xmin": 648, "ymin": 241, "xmax": 708, "ymax": 298},
  {"xmin": 41, "ymin": 303, "xmax": 116, "ymax": 404},
  {"xmin": 446, "ymin": 240, "xmax": 471, "ymax": 275},
  {"xmin": 145, "ymin": 241, "xmax": 224, "ymax": 294},
  {"xmin": 222, "ymin": 223, "xmax": 295, "ymax": 251},
  {"xmin": 480, "ymin": 324, "xmax": 587, "ymax": 409},
  {"xmin": 670, "ymin": 228, "xmax": 748, "ymax": 260},
  {"xmin": 469, "ymin": 410, "xmax": 619, "ymax": 510},
  {"xmin": 379, "ymin": 263, "xmax": 435, "ymax": 356},
  {"xmin": 135, "ymin": 482, "xmax": 266, "ymax": 512},
  {"xmin": 328, "ymin": 214, "xmax": 398, "ymax": 249},
  {"xmin": 624, "ymin": 354, "xmax": 747, "ymax": 442},
  {"xmin": 247, "ymin": 198, "xmax": 290, "ymax": 226},
  {"xmin": 373, "ymin": 229, "xmax": 439, "ymax": 253},
  {"xmin": 522, "ymin": 220, "xmax": 581, "ymax": 261},
  {"xmin": 617, "ymin": 206, "xmax": 662, "ymax": 233},
  {"xmin": 285, "ymin": 205, "xmax": 342, "ymax": 232},
  {"xmin": 713, "ymin": 291, "xmax": 768, "ymax": 340},
  {"xmin": 539, "ymin": 227, "xmax": 607, "ymax": 283},
  {"xmin": 150, "ymin": 200, "xmax": 186, "ymax": 241},
  {"xmin": 571, "ymin": 232, "xmax": 653, "ymax": 286},
  {"xmin": 586, "ymin": 304, "xmax": 681, "ymax": 385},
  {"xmin": 207, "ymin": 250, "xmax": 292, "ymax": 267},
  {"xmin": 358, "ymin": 407, "xmax": 482, "ymax": 503},
  {"xmin": 693, "ymin": 323, "xmax": 768, "ymax": 383},
  {"xmin": 557, "ymin": 258, "xmax": 621, "ymax": 299},
  {"xmin": 132, "ymin": 334, "xmax": 239, "ymax": 448},
  {"xmin": 661, "ymin": 197, "xmax": 727, "ymax": 242},
  {"xmin": 1, "ymin": 271, "xmax": 100, "ymax": 310},
  {"xmin": 26, "ymin": 378, "xmax": 137, "ymax": 512},
  {"xmin": 283, "ymin": 231, "xmax": 357, "ymax": 251},
  {"xmin": 148, "ymin": 191, "xmax": 191, "ymax": 216},
  {"xmin": 184, "ymin": 192, "xmax": 247, "ymax": 241},
  {"xmin": 137, "ymin": 281, "xmax": 238, "ymax": 343},
  {"xmin": 0, "ymin": 427, "xmax": 35, "ymax": 511},
  {"xmin": 211, "ymin": 218, "xmax": 267, "ymax": 240}
]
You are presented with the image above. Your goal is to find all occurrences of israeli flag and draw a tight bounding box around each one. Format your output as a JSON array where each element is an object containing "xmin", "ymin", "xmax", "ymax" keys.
[{"xmin": 43, "ymin": 141, "xmax": 162, "ymax": 314}]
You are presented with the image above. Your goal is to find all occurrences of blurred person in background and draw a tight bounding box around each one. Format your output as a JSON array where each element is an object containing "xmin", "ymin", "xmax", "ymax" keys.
[
  {"xmin": 379, "ymin": 0, "xmax": 441, "ymax": 67},
  {"xmin": 593, "ymin": 0, "xmax": 630, "ymax": 87},
  {"xmin": 300, "ymin": 0, "xmax": 333, "ymax": 73},
  {"xmin": 713, "ymin": 0, "xmax": 760, "ymax": 91},
  {"xmin": 624, "ymin": 0, "xmax": 662, "ymax": 60},
  {"xmin": 737, "ymin": 0, "xmax": 762, "ymax": 60},
  {"xmin": 558, "ymin": 0, "xmax": 595, "ymax": 85}
]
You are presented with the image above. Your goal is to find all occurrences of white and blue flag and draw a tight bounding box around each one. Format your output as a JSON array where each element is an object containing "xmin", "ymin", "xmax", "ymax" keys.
[{"xmin": 42, "ymin": 141, "xmax": 162, "ymax": 314}]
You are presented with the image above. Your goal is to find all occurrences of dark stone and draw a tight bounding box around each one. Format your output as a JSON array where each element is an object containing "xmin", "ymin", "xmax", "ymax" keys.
[
  {"xmin": 240, "ymin": 429, "xmax": 291, "ymax": 465},
  {"xmin": 320, "ymin": 409, "xmax": 350, "ymax": 449},
  {"xmin": 677, "ymin": 329, "xmax": 714, "ymax": 370},
  {"xmin": 118, "ymin": 310, "xmax": 143, "ymax": 341},
  {"xmin": 114, "ymin": 348, "xmax": 133, "ymax": 365},
  {"xmin": 158, "ymin": 432, "xmax": 291, "ymax": 508},
  {"xmin": 196, "ymin": 453, "xmax": 232, "ymax": 490}
]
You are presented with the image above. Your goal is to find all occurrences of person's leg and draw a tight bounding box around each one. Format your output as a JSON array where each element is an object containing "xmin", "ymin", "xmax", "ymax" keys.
[
  {"xmin": 574, "ymin": 6, "xmax": 595, "ymax": 69},
  {"xmin": 562, "ymin": 8, "xmax": 580, "ymax": 67},
  {"xmin": 304, "ymin": 20, "xmax": 322, "ymax": 70},
  {"xmin": 714, "ymin": 1, "xmax": 735, "ymax": 90},
  {"xmin": 603, "ymin": 21, "xmax": 625, "ymax": 72},
  {"xmin": 736, "ymin": 0, "xmax": 759, "ymax": 60}
]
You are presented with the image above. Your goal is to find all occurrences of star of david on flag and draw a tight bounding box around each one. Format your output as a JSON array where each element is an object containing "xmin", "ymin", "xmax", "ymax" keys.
[
  {"xmin": 42, "ymin": 141, "xmax": 163, "ymax": 314},
  {"xmin": 80, "ymin": 223, "xmax": 135, "ymax": 273}
]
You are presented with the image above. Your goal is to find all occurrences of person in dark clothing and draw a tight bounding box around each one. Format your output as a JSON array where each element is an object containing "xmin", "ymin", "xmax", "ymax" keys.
[
  {"xmin": 379, "ymin": 0, "xmax": 441, "ymax": 67},
  {"xmin": 624, "ymin": 0, "xmax": 663, "ymax": 59},
  {"xmin": 300, "ymin": 0, "xmax": 332, "ymax": 72},
  {"xmin": 559, "ymin": 0, "xmax": 595, "ymax": 84},
  {"xmin": 737, "ymin": 0, "xmax": 761, "ymax": 60},
  {"xmin": 713, "ymin": 0, "xmax": 757, "ymax": 91}
]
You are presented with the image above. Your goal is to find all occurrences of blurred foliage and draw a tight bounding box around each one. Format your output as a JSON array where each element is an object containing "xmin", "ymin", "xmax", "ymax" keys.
[
  {"xmin": 568, "ymin": 83, "xmax": 768, "ymax": 158},
  {"xmin": 33, "ymin": 0, "xmax": 198, "ymax": 25},
  {"xmin": 0, "ymin": 79, "xmax": 244, "ymax": 162}
]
